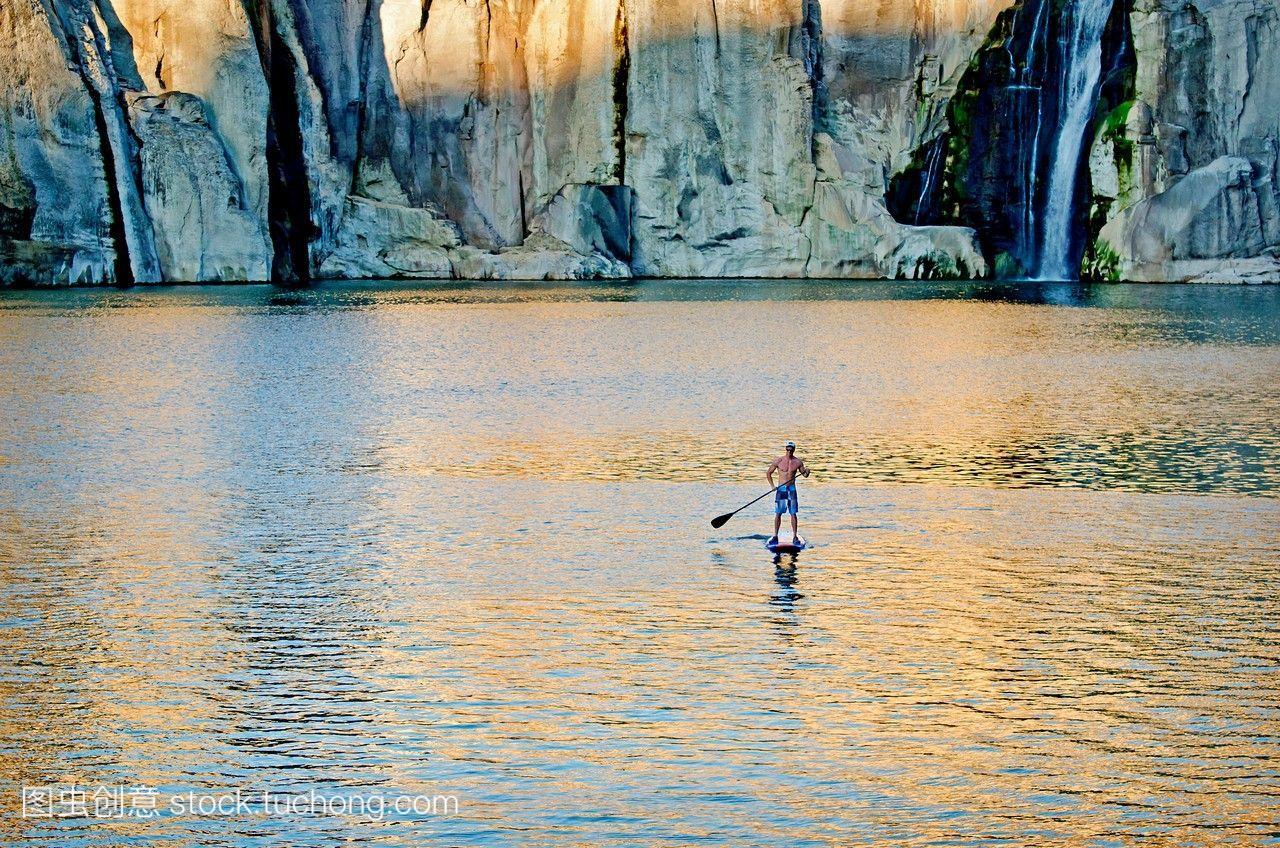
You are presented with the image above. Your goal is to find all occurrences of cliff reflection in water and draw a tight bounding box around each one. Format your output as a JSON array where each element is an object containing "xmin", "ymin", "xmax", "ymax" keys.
[{"xmin": 1, "ymin": 281, "xmax": 1278, "ymax": 846}]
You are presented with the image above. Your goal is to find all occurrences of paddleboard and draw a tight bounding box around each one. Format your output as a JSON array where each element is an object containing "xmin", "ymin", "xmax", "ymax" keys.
[{"xmin": 765, "ymin": 537, "xmax": 807, "ymax": 554}]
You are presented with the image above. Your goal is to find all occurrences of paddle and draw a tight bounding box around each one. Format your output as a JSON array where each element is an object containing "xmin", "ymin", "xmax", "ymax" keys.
[{"xmin": 711, "ymin": 470, "xmax": 805, "ymax": 529}]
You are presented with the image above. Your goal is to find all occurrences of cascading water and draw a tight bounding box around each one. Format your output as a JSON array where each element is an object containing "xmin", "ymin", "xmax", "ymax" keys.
[
  {"xmin": 1012, "ymin": 0, "xmax": 1051, "ymax": 274},
  {"xmin": 885, "ymin": 0, "xmax": 1131, "ymax": 280},
  {"xmin": 1037, "ymin": 0, "xmax": 1116, "ymax": 280}
]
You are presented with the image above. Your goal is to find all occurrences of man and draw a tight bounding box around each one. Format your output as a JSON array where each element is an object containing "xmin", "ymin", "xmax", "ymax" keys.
[{"xmin": 767, "ymin": 440, "xmax": 809, "ymax": 547}]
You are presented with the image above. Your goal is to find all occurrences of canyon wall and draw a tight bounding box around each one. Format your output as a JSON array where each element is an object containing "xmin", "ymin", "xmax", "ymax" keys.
[
  {"xmin": 1086, "ymin": 0, "xmax": 1280, "ymax": 281},
  {"xmin": 0, "ymin": 0, "xmax": 1275, "ymax": 284}
]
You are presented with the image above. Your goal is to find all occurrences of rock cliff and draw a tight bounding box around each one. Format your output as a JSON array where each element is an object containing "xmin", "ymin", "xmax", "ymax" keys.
[
  {"xmin": 0, "ymin": 0, "xmax": 1275, "ymax": 284},
  {"xmin": 1085, "ymin": 0, "xmax": 1280, "ymax": 281}
]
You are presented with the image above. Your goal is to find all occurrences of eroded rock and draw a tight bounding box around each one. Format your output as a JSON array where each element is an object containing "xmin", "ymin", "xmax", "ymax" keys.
[
  {"xmin": 1098, "ymin": 156, "xmax": 1280, "ymax": 280},
  {"xmin": 2, "ymin": 0, "xmax": 1276, "ymax": 284},
  {"xmin": 317, "ymin": 196, "xmax": 459, "ymax": 279},
  {"xmin": 1, "ymin": 0, "xmax": 123, "ymax": 282},
  {"xmin": 130, "ymin": 92, "xmax": 272, "ymax": 281},
  {"xmin": 1091, "ymin": 0, "xmax": 1280, "ymax": 281}
]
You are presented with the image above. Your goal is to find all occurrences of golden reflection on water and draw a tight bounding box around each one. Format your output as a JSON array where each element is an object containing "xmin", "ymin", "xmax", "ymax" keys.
[
  {"xmin": 1, "ymin": 283, "xmax": 1278, "ymax": 845},
  {"xmin": 338, "ymin": 296, "xmax": 1279, "ymax": 495}
]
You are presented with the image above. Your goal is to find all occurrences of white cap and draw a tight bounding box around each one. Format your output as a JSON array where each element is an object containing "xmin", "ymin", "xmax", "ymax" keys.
[{"xmin": 785, "ymin": 440, "xmax": 796, "ymax": 449}]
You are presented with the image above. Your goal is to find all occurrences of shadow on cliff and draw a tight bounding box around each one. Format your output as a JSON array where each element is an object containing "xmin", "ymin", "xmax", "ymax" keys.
[
  {"xmin": 9, "ymin": 0, "xmax": 1012, "ymax": 283},
  {"xmin": 255, "ymin": 0, "xmax": 997, "ymax": 265}
]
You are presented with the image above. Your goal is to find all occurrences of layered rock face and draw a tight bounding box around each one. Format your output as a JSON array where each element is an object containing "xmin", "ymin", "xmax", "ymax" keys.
[
  {"xmin": 0, "ymin": 0, "xmax": 1274, "ymax": 283},
  {"xmin": 1, "ymin": 0, "xmax": 122, "ymax": 283},
  {"xmin": 1087, "ymin": 0, "xmax": 1280, "ymax": 281},
  {"xmin": 0, "ymin": 0, "xmax": 1002, "ymax": 282}
]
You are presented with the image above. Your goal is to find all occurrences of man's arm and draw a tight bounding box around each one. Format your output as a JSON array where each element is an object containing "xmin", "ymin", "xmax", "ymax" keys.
[
  {"xmin": 798, "ymin": 459, "xmax": 810, "ymax": 478},
  {"xmin": 766, "ymin": 458, "xmax": 779, "ymax": 487}
]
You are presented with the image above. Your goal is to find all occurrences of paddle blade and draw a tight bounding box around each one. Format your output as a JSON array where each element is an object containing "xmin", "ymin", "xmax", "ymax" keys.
[{"xmin": 711, "ymin": 513, "xmax": 733, "ymax": 529}]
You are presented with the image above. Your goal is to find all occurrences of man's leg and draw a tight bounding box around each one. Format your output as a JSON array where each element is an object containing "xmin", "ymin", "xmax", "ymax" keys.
[
  {"xmin": 772, "ymin": 513, "xmax": 782, "ymax": 540},
  {"xmin": 790, "ymin": 488, "xmax": 801, "ymax": 542}
]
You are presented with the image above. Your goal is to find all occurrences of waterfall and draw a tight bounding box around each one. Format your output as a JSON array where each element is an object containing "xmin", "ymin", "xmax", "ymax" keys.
[
  {"xmin": 886, "ymin": 0, "xmax": 1127, "ymax": 279},
  {"xmin": 1037, "ymin": 0, "xmax": 1115, "ymax": 280},
  {"xmin": 913, "ymin": 140, "xmax": 945, "ymax": 225},
  {"xmin": 1017, "ymin": 0, "xmax": 1051, "ymax": 274}
]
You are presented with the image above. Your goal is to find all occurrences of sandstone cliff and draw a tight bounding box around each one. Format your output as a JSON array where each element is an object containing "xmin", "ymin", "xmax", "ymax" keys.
[{"xmin": 0, "ymin": 0, "xmax": 1275, "ymax": 284}]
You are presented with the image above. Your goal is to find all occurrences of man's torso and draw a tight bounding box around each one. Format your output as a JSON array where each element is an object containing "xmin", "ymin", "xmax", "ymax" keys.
[{"xmin": 775, "ymin": 456, "xmax": 802, "ymax": 486}]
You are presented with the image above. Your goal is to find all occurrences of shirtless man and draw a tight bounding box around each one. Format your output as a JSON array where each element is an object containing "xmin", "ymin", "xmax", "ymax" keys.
[{"xmin": 767, "ymin": 441, "xmax": 809, "ymax": 547}]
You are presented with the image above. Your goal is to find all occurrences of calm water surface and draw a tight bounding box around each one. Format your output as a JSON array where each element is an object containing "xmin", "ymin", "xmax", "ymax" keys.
[{"xmin": 1, "ymin": 281, "xmax": 1278, "ymax": 846}]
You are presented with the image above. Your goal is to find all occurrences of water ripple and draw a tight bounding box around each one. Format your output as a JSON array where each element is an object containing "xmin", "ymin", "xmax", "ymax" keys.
[{"xmin": 0, "ymin": 283, "xmax": 1277, "ymax": 845}]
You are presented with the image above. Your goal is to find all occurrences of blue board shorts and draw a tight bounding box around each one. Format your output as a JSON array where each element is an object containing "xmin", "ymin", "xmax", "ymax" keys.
[{"xmin": 775, "ymin": 483, "xmax": 799, "ymax": 516}]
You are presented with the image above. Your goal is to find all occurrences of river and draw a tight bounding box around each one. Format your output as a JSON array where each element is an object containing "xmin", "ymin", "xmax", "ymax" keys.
[{"xmin": 1, "ymin": 280, "xmax": 1277, "ymax": 845}]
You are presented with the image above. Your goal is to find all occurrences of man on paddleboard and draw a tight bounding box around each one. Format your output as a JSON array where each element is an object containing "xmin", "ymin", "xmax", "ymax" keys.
[{"xmin": 767, "ymin": 441, "xmax": 809, "ymax": 547}]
